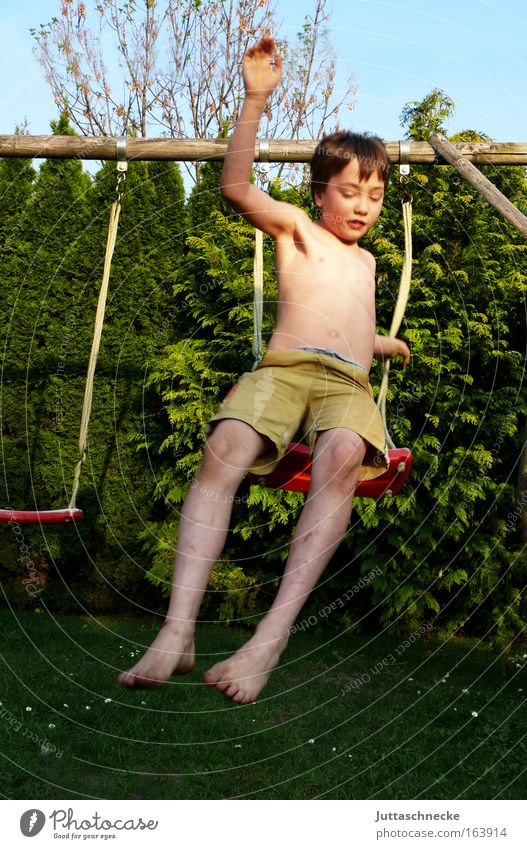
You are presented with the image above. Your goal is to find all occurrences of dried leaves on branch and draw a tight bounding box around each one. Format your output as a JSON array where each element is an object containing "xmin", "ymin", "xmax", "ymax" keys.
[{"xmin": 32, "ymin": 0, "xmax": 357, "ymax": 154}]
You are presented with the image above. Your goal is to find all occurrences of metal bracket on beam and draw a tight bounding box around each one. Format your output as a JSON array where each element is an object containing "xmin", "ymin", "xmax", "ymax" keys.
[
  {"xmin": 115, "ymin": 136, "xmax": 128, "ymax": 203},
  {"xmin": 258, "ymin": 138, "xmax": 270, "ymax": 187},
  {"xmin": 399, "ymin": 140, "xmax": 410, "ymax": 176}
]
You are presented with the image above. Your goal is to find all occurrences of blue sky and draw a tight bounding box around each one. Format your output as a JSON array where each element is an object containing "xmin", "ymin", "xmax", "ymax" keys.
[{"xmin": 1, "ymin": 0, "xmax": 526, "ymax": 144}]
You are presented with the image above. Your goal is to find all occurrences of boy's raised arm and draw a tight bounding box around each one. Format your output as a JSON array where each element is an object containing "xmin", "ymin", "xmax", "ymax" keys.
[{"xmin": 220, "ymin": 36, "xmax": 301, "ymax": 238}]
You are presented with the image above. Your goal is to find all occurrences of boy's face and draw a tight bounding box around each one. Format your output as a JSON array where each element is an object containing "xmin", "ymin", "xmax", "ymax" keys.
[{"xmin": 313, "ymin": 155, "xmax": 385, "ymax": 245}]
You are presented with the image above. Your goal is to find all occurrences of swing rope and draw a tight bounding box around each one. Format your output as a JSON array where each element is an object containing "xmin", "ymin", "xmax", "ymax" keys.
[
  {"xmin": 376, "ymin": 195, "xmax": 413, "ymax": 449},
  {"xmin": 253, "ymin": 227, "xmax": 264, "ymax": 367},
  {"xmin": 68, "ymin": 140, "xmax": 128, "ymax": 510},
  {"xmin": 252, "ymin": 139, "xmax": 269, "ymax": 369}
]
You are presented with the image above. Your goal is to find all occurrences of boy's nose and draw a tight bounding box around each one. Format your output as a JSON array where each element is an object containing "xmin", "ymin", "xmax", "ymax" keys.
[{"xmin": 354, "ymin": 195, "xmax": 368, "ymax": 214}]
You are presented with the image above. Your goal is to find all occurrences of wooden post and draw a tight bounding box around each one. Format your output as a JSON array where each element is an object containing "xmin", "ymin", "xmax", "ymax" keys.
[{"xmin": 429, "ymin": 134, "xmax": 527, "ymax": 239}]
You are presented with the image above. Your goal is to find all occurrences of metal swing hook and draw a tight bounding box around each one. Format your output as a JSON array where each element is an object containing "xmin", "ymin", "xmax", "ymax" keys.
[
  {"xmin": 115, "ymin": 136, "xmax": 128, "ymax": 205},
  {"xmin": 399, "ymin": 140, "xmax": 413, "ymax": 204}
]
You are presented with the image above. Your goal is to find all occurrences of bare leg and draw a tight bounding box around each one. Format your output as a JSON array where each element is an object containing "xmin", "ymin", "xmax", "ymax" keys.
[
  {"xmin": 118, "ymin": 419, "xmax": 271, "ymax": 688},
  {"xmin": 204, "ymin": 428, "xmax": 367, "ymax": 703}
]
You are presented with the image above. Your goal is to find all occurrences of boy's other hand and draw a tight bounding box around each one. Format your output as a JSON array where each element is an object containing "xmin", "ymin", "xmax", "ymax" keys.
[
  {"xmin": 243, "ymin": 36, "xmax": 282, "ymax": 102},
  {"xmin": 391, "ymin": 338, "xmax": 411, "ymax": 368},
  {"xmin": 375, "ymin": 335, "xmax": 411, "ymax": 368}
]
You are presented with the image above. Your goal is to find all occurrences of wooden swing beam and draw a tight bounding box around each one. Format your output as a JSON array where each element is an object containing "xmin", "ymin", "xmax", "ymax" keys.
[
  {"xmin": 3, "ymin": 132, "xmax": 525, "ymax": 237},
  {"xmin": 1, "ymin": 135, "xmax": 527, "ymax": 165}
]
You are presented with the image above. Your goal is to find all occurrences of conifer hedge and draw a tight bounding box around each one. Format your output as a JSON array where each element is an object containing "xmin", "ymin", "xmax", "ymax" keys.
[
  {"xmin": 1, "ymin": 116, "xmax": 187, "ymax": 612},
  {"xmin": 1, "ymin": 102, "xmax": 526, "ymax": 644}
]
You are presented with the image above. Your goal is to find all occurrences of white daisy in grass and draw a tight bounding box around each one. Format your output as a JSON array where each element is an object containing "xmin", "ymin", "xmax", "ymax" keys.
[
  {"xmin": 25, "ymin": 706, "xmax": 32, "ymax": 712},
  {"xmin": 48, "ymin": 723, "xmax": 55, "ymax": 729},
  {"xmin": 85, "ymin": 705, "xmax": 91, "ymax": 710},
  {"xmin": 308, "ymin": 738, "xmax": 315, "ymax": 744},
  {"xmin": 471, "ymin": 711, "xmax": 478, "ymax": 718},
  {"xmin": 104, "ymin": 698, "xmax": 112, "ymax": 704}
]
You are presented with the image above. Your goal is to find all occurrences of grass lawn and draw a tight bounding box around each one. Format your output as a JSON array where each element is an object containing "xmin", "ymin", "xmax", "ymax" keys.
[{"xmin": 1, "ymin": 606, "xmax": 526, "ymax": 800}]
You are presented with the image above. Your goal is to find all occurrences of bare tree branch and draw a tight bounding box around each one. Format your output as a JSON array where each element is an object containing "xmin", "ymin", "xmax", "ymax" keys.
[{"xmin": 31, "ymin": 0, "xmax": 357, "ymax": 184}]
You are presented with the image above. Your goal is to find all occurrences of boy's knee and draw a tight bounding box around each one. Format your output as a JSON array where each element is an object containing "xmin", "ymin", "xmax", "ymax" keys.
[
  {"xmin": 204, "ymin": 427, "xmax": 240, "ymax": 468},
  {"xmin": 324, "ymin": 432, "xmax": 367, "ymax": 479},
  {"xmin": 204, "ymin": 420, "xmax": 262, "ymax": 470}
]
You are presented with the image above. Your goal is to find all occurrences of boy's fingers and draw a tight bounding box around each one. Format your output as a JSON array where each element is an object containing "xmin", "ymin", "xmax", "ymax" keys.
[{"xmin": 247, "ymin": 36, "xmax": 275, "ymax": 56}]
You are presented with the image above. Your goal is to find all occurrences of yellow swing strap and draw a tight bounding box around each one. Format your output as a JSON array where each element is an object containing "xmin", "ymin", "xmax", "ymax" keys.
[
  {"xmin": 253, "ymin": 227, "xmax": 264, "ymax": 367},
  {"xmin": 376, "ymin": 147, "xmax": 413, "ymax": 449},
  {"xmin": 252, "ymin": 139, "xmax": 269, "ymax": 370},
  {"xmin": 68, "ymin": 140, "xmax": 128, "ymax": 510}
]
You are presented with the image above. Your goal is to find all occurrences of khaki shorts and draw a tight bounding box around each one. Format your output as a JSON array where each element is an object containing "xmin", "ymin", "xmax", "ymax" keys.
[{"xmin": 207, "ymin": 349, "xmax": 390, "ymax": 481}]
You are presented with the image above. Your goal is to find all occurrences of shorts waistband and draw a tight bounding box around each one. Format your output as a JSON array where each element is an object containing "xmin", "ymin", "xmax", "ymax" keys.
[
  {"xmin": 257, "ymin": 348, "xmax": 371, "ymax": 387},
  {"xmin": 294, "ymin": 346, "xmax": 368, "ymax": 371}
]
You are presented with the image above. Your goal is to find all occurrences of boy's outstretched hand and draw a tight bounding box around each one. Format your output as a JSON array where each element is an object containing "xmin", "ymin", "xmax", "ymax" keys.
[
  {"xmin": 243, "ymin": 36, "xmax": 282, "ymax": 102},
  {"xmin": 374, "ymin": 335, "xmax": 411, "ymax": 368},
  {"xmin": 391, "ymin": 338, "xmax": 411, "ymax": 368}
]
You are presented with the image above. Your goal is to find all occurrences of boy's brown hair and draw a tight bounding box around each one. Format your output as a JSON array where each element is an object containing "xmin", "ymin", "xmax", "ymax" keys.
[{"xmin": 310, "ymin": 131, "xmax": 391, "ymax": 204}]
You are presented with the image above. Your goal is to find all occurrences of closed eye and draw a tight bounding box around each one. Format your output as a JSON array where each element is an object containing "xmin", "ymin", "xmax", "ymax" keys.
[{"xmin": 340, "ymin": 190, "xmax": 383, "ymax": 202}]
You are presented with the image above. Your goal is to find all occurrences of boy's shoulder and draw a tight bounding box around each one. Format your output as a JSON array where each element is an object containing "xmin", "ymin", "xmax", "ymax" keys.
[{"xmin": 358, "ymin": 246, "xmax": 376, "ymax": 272}]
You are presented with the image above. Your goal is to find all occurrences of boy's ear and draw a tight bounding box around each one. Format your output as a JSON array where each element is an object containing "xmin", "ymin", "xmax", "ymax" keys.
[{"xmin": 312, "ymin": 186, "xmax": 324, "ymax": 210}]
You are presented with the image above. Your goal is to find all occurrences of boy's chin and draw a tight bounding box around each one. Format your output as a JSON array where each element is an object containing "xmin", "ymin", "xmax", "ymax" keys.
[{"xmin": 339, "ymin": 224, "xmax": 370, "ymax": 243}]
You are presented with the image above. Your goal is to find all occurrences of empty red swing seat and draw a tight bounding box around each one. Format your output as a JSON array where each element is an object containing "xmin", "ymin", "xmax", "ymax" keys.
[
  {"xmin": 0, "ymin": 508, "xmax": 84, "ymax": 525},
  {"xmin": 248, "ymin": 442, "xmax": 412, "ymax": 499}
]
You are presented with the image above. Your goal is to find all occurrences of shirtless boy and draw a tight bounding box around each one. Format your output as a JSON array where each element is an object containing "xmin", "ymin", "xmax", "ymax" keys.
[{"xmin": 118, "ymin": 36, "xmax": 410, "ymax": 703}]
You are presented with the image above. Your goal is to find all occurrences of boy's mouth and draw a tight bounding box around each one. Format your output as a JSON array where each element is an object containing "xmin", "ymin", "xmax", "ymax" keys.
[{"xmin": 347, "ymin": 219, "xmax": 366, "ymax": 229}]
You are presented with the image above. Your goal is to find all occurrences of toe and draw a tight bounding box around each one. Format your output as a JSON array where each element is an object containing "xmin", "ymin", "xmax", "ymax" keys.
[
  {"xmin": 232, "ymin": 690, "xmax": 247, "ymax": 704},
  {"xmin": 224, "ymin": 682, "xmax": 240, "ymax": 699},
  {"xmin": 203, "ymin": 666, "xmax": 222, "ymax": 685}
]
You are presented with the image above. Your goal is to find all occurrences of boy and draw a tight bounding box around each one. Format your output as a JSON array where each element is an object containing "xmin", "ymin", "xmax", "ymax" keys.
[{"xmin": 118, "ymin": 36, "xmax": 410, "ymax": 703}]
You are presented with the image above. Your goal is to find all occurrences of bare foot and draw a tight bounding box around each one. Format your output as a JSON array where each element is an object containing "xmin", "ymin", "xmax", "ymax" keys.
[
  {"xmin": 203, "ymin": 630, "xmax": 289, "ymax": 704},
  {"xmin": 117, "ymin": 623, "xmax": 196, "ymax": 688}
]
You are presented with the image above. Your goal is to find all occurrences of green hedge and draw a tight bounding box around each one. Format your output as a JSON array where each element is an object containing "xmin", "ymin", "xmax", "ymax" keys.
[
  {"xmin": 0, "ymin": 117, "xmax": 187, "ymax": 612},
  {"xmin": 2, "ymin": 103, "xmax": 527, "ymax": 645}
]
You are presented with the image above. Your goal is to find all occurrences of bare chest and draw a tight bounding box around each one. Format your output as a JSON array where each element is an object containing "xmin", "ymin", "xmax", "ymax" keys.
[{"xmin": 276, "ymin": 236, "xmax": 375, "ymax": 311}]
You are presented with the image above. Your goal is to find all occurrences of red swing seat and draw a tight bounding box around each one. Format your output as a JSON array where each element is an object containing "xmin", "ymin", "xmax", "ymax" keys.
[
  {"xmin": 0, "ymin": 508, "xmax": 83, "ymax": 525},
  {"xmin": 248, "ymin": 442, "xmax": 412, "ymax": 499}
]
